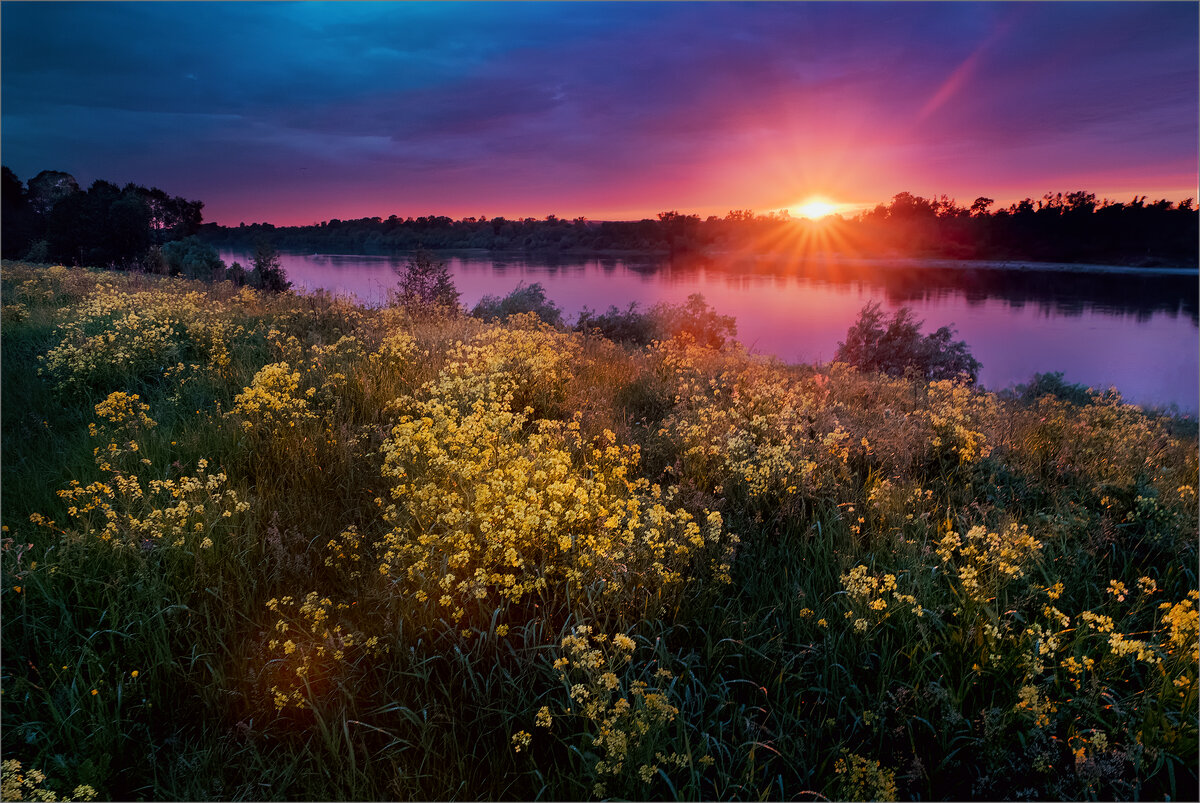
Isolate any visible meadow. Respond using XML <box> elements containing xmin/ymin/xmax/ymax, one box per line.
<box><xmin>1</xmin><ymin>262</ymin><xmax>1196</xmax><ymax>801</ymax></box>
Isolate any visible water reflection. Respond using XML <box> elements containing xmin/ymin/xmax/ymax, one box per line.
<box><xmin>221</xmin><ymin>250</ymin><xmax>1198</xmax><ymax>411</ymax></box>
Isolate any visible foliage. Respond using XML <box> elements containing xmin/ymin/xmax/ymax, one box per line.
<box><xmin>575</xmin><ymin>293</ymin><xmax>737</xmax><ymax>348</ymax></box>
<box><xmin>1</xmin><ymin>261</ymin><xmax>1196</xmax><ymax>802</ymax></box>
<box><xmin>836</xmin><ymin>301</ymin><xmax>981</xmax><ymax>382</ymax></box>
<box><xmin>471</xmin><ymin>282</ymin><xmax>562</xmax><ymax>326</ymax></box>
<box><xmin>161</xmin><ymin>235</ymin><xmax>226</xmax><ymax>281</ymax></box>
<box><xmin>1009</xmin><ymin>370</ymin><xmax>1095</xmax><ymax>406</ymax></box>
<box><xmin>249</xmin><ymin>241</ymin><xmax>291</xmax><ymax>293</ymax></box>
<box><xmin>389</xmin><ymin>249</ymin><xmax>461</xmax><ymax>314</ymax></box>
<box><xmin>2</xmin><ymin>166</ymin><xmax>203</xmax><ymax>266</ymax></box>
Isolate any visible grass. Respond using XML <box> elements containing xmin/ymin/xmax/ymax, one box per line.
<box><xmin>1</xmin><ymin>260</ymin><xmax>1196</xmax><ymax>801</ymax></box>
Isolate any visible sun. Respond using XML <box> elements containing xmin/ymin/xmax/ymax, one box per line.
<box><xmin>793</xmin><ymin>198</ymin><xmax>838</xmax><ymax>220</ymax></box>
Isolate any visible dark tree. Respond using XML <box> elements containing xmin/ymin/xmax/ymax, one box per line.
<box><xmin>836</xmin><ymin>301</ymin><xmax>980</xmax><ymax>383</ymax></box>
<box><xmin>26</xmin><ymin>170</ymin><xmax>79</xmax><ymax>217</ymax></box>
<box><xmin>1</xmin><ymin>166</ymin><xmax>40</xmax><ymax>258</ymax></box>
<box><xmin>472</xmin><ymin>282</ymin><xmax>562</xmax><ymax>325</ymax></box>
<box><xmin>46</xmin><ymin>180</ymin><xmax>152</xmax><ymax>267</ymax></box>
<box><xmin>390</xmin><ymin>249</ymin><xmax>460</xmax><ymax>313</ymax></box>
<box><xmin>250</xmin><ymin>240</ymin><xmax>291</xmax><ymax>292</ymax></box>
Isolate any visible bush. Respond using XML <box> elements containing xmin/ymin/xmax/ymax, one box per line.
<box><xmin>23</xmin><ymin>240</ymin><xmax>49</xmax><ymax>263</ymax></box>
<box><xmin>249</xmin><ymin>241</ymin><xmax>290</xmax><ymax>293</ymax></box>
<box><xmin>471</xmin><ymin>282</ymin><xmax>562</xmax><ymax>326</ymax></box>
<box><xmin>1010</xmin><ymin>371</ymin><xmax>1094</xmax><ymax>406</ymax></box>
<box><xmin>389</xmin><ymin>249</ymin><xmax>460</xmax><ymax>314</ymax></box>
<box><xmin>161</xmin><ymin>236</ymin><xmax>225</xmax><ymax>281</ymax></box>
<box><xmin>836</xmin><ymin>301</ymin><xmax>980</xmax><ymax>382</ymax></box>
<box><xmin>575</xmin><ymin>293</ymin><xmax>736</xmax><ymax>348</ymax></box>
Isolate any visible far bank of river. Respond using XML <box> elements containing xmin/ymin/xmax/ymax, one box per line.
<box><xmin>220</xmin><ymin>249</ymin><xmax>1199</xmax><ymax>413</ymax></box>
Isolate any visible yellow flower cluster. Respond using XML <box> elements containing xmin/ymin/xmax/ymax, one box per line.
<box><xmin>839</xmin><ymin>565</ymin><xmax>924</xmax><ymax>629</ymax></box>
<box><xmin>1158</xmin><ymin>590</ymin><xmax>1199</xmax><ymax>662</ymax></box>
<box><xmin>372</xmin><ymin>322</ymin><xmax>733</xmax><ymax>627</ymax></box>
<box><xmin>231</xmin><ymin>362</ymin><xmax>316</xmax><ymax>431</ymax></box>
<box><xmin>378</xmin><ymin>399</ymin><xmax>727</xmax><ymax>625</ymax></box>
<box><xmin>1014</xmin><ymin>684</ymin><xmax>1058</xmax><ymax>729</ymax></box>
<box><xmin>36</xmin><ymin>282</ymin><xmax>257</xmax><ymax>395</ymax></box>
<box><xmin>541</xmin><ymin>624</ymin><xmax>693</xmax><ymax>797</ymax></box>
<box><xmin>9</xmin><ymin>264</ymin><xmax>94</xmax><ymax>306</ymax></box>
<box><xmin>57</xmin><ymin>456</ymin><xmax>247</xmax><ymax>551</ymax></box>
<box><xmin>934</xmin><ymin>522</ymin><xmax>1043</xmax><ymax>604</ymax></box>
<box><xmin>264</xmin><ymin>593</ymin><xmax>387</xmax><ymax>709</ymax></box>
<box><xmin>925</xmin><ymin>380</ymin><xmax>998</xmax><ymax>464</ymax></box>
<box><xmin>93</xmin><ymin>391</ymin><xmax>157</xmax><ymax>431</ymax></box>
<box><xmin>423</xmin><ymin>318</ymin><xmax>578</xmax><ymax>415</ymax></box>
<box><xmin>0</xmin><ymin>759</ymin><xmax>98</xmax><ymax>802</ymax></box>
<box><xmin>831</xmin><ymin>753</ymin><xmax>898</xmax><ymax>802</ymax></box>
<box><xmin>656</xmin><ymin>358</ymin><xmax>851</xmax><ymax>504</ymax></box>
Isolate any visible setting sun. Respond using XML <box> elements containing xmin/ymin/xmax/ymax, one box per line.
<box><xmin>793</xmin><ymin>198</ymin><xmax>837</xmax><ymax>219</ymax></box>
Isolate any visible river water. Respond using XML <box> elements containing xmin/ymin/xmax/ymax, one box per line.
<box><xmin>219</xmin><ymin>250</ymin><xmax>1199</xmax><ymax>413</ymax></box>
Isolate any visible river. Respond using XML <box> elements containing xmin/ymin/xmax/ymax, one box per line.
<box><xmin>218</xmin><ymin>249</ymin><xmax>1199</xmax><ymax>413</ymax></box>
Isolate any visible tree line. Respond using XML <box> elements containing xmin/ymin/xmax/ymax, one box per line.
<box><xmin>199</xmin><ymin>191</ymin><xmax>1198</xmax><ymax>268</ymax></box>
<box><xmin>2</xmin><ymin>166</ymin><xmax>290</xmax><ymax>291</ymax></box>
<box><xmin>5</xmin><ymin>164</ymin><xmax>1196</xmax><ymax>270</ymax></box>
<box><xmin>2</xmin><ymin>167</ymin><xmax>203</xmax><ymax>268</ymax></box>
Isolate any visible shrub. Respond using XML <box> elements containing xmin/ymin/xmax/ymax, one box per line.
<box><xmin>1010</xmin><ymin>371</ymin><xmax>1093</xmax><ymax>406</ymax></box>
<box><xmin>836</xmin><ymin>301</ymin><xmax>980</xmax><ymax>382</ymax></box>
<box><xmin>161</xmin><ymin>236</ymin><xmax>225</xmax><ymax>281</ymax></box>
<box><xmin>249</xmin><ymin>241</ymin><xmax>291</xmax><ymax>293</ymax></box>
<box><xmin>390</xmin><ymin>249</ymin><xmax>460</xmax><ymax>314</ymax></box>
<box><xmin>472</xmin><ymin>282</ymin><xmax>562</xmax><ymax>326</ymax></box>
<box><xmin>575</xmin><ymin>293</ymin><xmax>736</xmax><ymax>348</ymax></box>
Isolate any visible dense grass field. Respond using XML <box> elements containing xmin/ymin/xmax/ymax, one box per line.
<box><xmin>1</xmin><ymin>262</ymin><xmax>1196</xmax><ymax>801</ymax></box>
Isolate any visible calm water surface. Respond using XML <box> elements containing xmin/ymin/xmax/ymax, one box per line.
<box><xmin>220</xmin><ymin>250</ymin><xmax>1199</xmax><ymax>412</ymax></box>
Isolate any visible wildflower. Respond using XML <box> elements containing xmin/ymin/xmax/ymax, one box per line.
<box><xmin>131</xmin><ymin>670</ymin><xmax>139</xmax><ymax>678</ymax></box>
<box><xmin>512</xmin><ymin>730</ymin><xmax>532</xmax><ymax>753</ymax></box>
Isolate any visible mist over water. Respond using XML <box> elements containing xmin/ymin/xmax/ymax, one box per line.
<box><xmin>222</xmin><ymin>250</ymin><xmax>1199</xmax><ymax>412</ymax></box>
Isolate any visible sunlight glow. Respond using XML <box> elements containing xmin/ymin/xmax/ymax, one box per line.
<box><xmin>793</xmin><ymin>198</ymin><xmax>837</xmax><ymax>220</ymax></box>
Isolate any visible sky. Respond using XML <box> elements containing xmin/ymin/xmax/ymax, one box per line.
<box><xmin>2</xmin><ymin>2</ymin><xmax>1197</xmax><ymax>226</ymax></box>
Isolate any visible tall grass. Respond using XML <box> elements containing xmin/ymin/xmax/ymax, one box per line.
<box><xmin>2</xmin><ymin>261</ymin><xmax>1196</xmax><ymax>801</ymax></box>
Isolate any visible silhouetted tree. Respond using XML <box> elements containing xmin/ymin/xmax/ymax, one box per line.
<box><xmin>836</xmin><ymin>302</ymin><xmax>980</xmax><ymax>383</ymax></box>
<box><xmin>970</xmin><ymin>197</ymin><xmax>995</xmax><ymax>217</ymax></box>
<box><xmin>250</xmin><ymin>240</ymin><xmax>290</xmax><ymax>292</ymax></box>
<box><xmin>26</xmin><ymin>170</ymin><xmax>79</xmax><ymax>217</ymax></box>
<box><xmin>390</xmin><ymin>249</ymin><xmax>459</xmax><ymax>314</ymax></box>
<box><xmin>1</xmin><ymin>166</ymin><xmax>39</xmax><ymax>258</ymax></box>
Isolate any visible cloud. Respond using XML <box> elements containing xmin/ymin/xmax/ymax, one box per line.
<box><xmin>3</xmin><ymin>2</ymin><xmax>1195</xmax><ymax>224</ymax></box>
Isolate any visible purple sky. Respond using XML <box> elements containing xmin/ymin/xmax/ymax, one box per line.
<box><xmin>2</xmin><ymin>2</ymin><xmax>1196</xmax><ymax>225</ymax></box>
